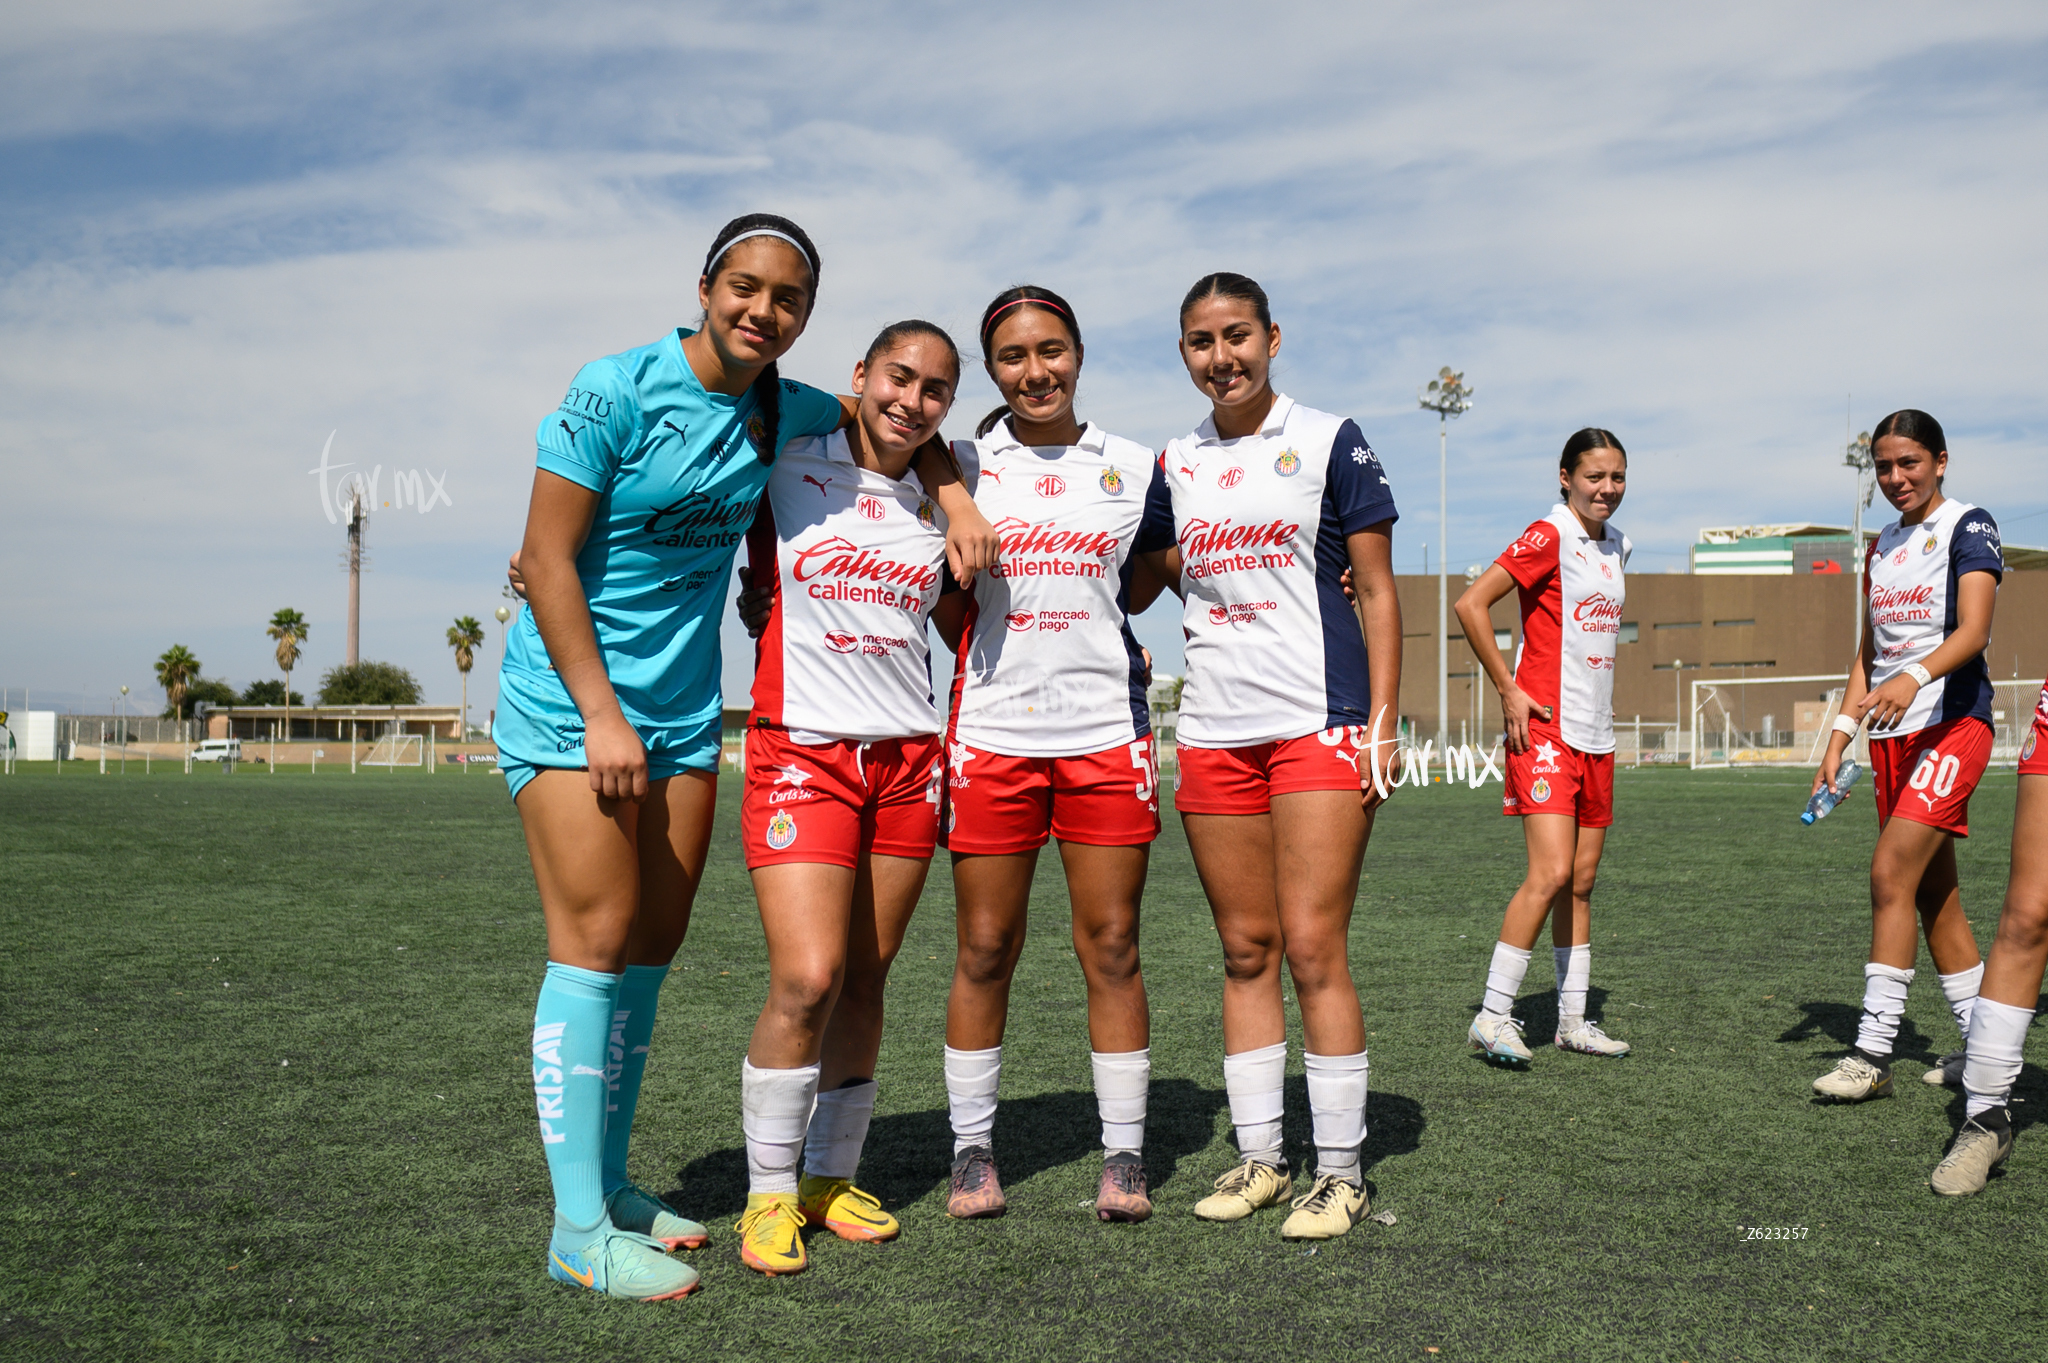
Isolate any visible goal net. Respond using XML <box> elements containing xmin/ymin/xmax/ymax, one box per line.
<box><xmin>1691</xmin><ymin>675</ymin><xmax>2043</xmax><ymax>769</ymax></box>
<box><xmin>364</xmin><ymin>734</ymin><xmax>424</xmax><ymax>767</ymax></box>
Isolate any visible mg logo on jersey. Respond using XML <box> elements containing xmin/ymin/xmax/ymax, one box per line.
<box><xmin>1218</xmin><ymin>466</ymin><xmax>1245</xmax><ymax>489</ymax></box>
<box><xmin>825</xmin><ymin>631</ymin><xmax>859</xmax><ymax>653</ymax></box>
<box><xmin>1034</xmin><ymin>474</ymin><xmax>1066</xmax><ymax>499</ymax></box>
<box><xmin>1005</xmin><ymin>610</ymin><xmax>1034</xmax><ymax>632</ymax></box>
<box><xmin>857</xmin><ymin>494</ymin><xmax>887</xmax><ymax>521</ymax></box>
<box><xmin>1892</xmin><ymin>548</ymin><xmax>1908</xmax><ymax>565</ymax></box>
<box><xmin>1599</xmin><ymin>561</ymin><xmax>1614</xmax><ymax>580</ymax></box>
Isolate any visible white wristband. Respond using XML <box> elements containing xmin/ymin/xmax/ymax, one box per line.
<box><xmin>1902</xmin><ymin>663</ymin><xmax>1933</xmax><ymax>688</ymax></box>
<box><xmin>1832</xmin><ymin>714</ymin><xmax>1861</xmax><ymax>738</ymax></box>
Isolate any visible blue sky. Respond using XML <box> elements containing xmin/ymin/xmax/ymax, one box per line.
<box><xmin>4</xmin><ymin>1</ymin><xmax>2045</xmax><ymax>717</ymax></box>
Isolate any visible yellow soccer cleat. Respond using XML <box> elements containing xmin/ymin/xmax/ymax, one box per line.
<box><xmin>1193</xmin><ymin>1158</ymin><xmax>1293</xmax><ymax>1222</ymax></box>
<box><xmin>1280</xmin><ymin>1173</ymin><xmax>1370</xmax><ymax>1240</ymax></box>
<box><xmin>797</xmin><ymin>1175</ymin><xmax>900</xmax><ymax>1243</ymax></box>
<box><xmin>735</xmin><ymin>1192</ymin><xmax>808</xmax><ymax>1276</ymax></box>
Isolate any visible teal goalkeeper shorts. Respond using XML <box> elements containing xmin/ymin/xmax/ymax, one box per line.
<box><xmin>494</xmin><ymin>705</ymin><xmax>723</xmax><ymax>802</ymax></box>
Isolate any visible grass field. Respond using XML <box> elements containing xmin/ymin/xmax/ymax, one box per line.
<box><xmin>3</xmin><ymin>763</ymin><xmax>2044</xmax><ymax>1361</ymax></box>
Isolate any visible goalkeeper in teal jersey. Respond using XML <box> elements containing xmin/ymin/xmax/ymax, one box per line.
<box><xmin>501</xmin><ymin>214</ymin><xmax>995</xmax><ymax>1301</ymax></box>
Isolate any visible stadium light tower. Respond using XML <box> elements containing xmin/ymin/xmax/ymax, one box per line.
<box><xmin>343</xmin><ymin>485</ymin><xmax>369</xmax><ymax>667</ymax></box>
<box><xmin>1844</xmin><ymin>429</ymin><xmax>1875</xmax><ymax>658</ymax></box>
<box><xmin>1418</xmin><ymin>367</ymin><xmax>1474</xmax><ymax>752</ymax></box>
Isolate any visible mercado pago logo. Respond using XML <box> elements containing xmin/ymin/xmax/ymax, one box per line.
<box><xmin>308</xmin><ymin>430</ymin><xmax>453</xmax><ymax>520</ymax></box>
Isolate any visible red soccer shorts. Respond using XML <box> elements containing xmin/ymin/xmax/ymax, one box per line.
<box><xmin>943</xmin><ymin>738</ymin><xmax>1161</xmax><ymax>855</ymax></box>
<box><xmin>741</xmin><ymin>728</ymin><xmax>943</xmax><ymax>869</ymax></box>
<box><xmin>1871</xmin><ymin>716</ymin><xmax>1993</xmax><ymax>836</ymax></box>
<box><xmin>2020</xmin><ymin>700</ymin><xmax>2048</xmax><ymax>778</ymax></box>
<box><xmin>1173</xmin><ymin>728</ymin><xmax>1370</xmax><ymax>816</ymax></box>
<box><xmin>1502</xmin><ymin>723</ymin><xmax>1614</xmax><ymax>827</ymax></box>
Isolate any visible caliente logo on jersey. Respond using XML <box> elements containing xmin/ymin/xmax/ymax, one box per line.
<box><xmin>857</xmin><ymin>494</ymin><xmax>887</xmax><ymax>521</ymax></box>
<box><xmin>1034</xmin><ymin>474</ymin><xmax>1066</xmax><ymax>499</ymax></box>
<box><xmin>1098</xmin><ymin>469</ymin><xmax>1125</xmax><ymax>496</ymax></box>
<box><xmin>1571</xmin><ymin>593</ymin><xmax>1624</xmax><ymax>635</ymax></box>
<box><xmin>1273</xmin><ymin>450</ymin><xmax>1301</xmax><ymax>477</ymax></box>
<box><xmin>791</xmin><ymin>537</ymin><xmax>941</xmax><ymax>597</ymax></box>
<box><xmin>765</xmin><ymin>810</ymin><xmax>799</xmax><ymax>850</ymax></box>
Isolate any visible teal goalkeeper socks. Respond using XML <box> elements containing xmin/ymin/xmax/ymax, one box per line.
<box><xmin>533</xmin><ymin>961</ymin><xmax>622</xmax><ymax>1236</ymax></box>
<box><xmin>602</xmin><ymin>963</ymin><xmax>670</xmax><ymax>1195</ymax></box>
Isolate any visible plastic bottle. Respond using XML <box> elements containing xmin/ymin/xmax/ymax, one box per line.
<box><xmin>1801</xmin><ymin>758</ymin><xmax>1862</xmax><ymax>825</ymax></box>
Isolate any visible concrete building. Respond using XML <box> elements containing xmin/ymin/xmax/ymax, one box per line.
<box><xmin>204</xmin><ymin>704</ymin><xmax>462</xmax><ymax>741</ymax></box>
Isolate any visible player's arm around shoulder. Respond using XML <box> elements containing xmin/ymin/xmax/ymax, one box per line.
<box><xmin>1132</xmin><ymin>450</ymin><xmax>1182</xmax><ymax>598</ymax></box>
<box><xmin>911</xmin><ymin>437</ymin><xmax>998</xmax><ymax>587</ymax></box>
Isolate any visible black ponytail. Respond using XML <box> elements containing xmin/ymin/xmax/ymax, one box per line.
<box><xmin>700</xmin><ymin>213</ymin><xmax>822</xmax><ymax>463</ymax></box>
<box><xmin>1560</xmin><ymin>428</ymin><xmax>1626</xmax><ymax>474</ymax></box>
<box><xmin>1179</xmin><ymin>272</ymin><xmax>1271</xmax><ymax>330</ymax></box>
<box><xmin>974</xmin><ymin>406</ymin><xmax>1012</xmax><ymax>439</ymax></box>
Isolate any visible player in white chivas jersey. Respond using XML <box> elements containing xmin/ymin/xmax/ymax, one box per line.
<box><xmin>1131</xmin><ymin>273</ymin><xmax>1403</xmax><ymax>1241</ymax></box>
<box><xmin>1930</xmin><ymin>678</ymin><xmax>2048</xmax><ymax>1193</ymax></box>
<box><xmin>935</xmin><ymin>287</ymin><xmax>1173</xmax><ymax>1225</ymax></box>
<box><xmin>1454</xmin><ymin>430</ymin><xmax>1634</xmax><ymax>1067</ymax></box>
<box><xmin>1810</xmin><ymin>410</ymin><xmax>2002</xmax><ymax>1108</ymax></box>
<box><xmin>731</xmin><ymin>322</ymin><xmax>967</xmax><ymax>1278</ymax></box>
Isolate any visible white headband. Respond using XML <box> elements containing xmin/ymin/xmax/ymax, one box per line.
<box><xmin>705</xmin><ymin>228</ymin><xmax>813</xmax><ymax>279</ymax></box>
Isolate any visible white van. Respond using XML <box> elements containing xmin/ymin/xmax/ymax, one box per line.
<box><xmin>191</xmin><ymin>738</ymin><xmax>243</xmax><ymax>765</ymax></box>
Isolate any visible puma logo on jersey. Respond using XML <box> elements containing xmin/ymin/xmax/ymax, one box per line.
<box><xmin>803</xmin><ymin>475</ymin><xmax>834</xmax><ymax>497</ymax></box>
<box><xmin>662</xmin><ymin>419</ymin><xmax>687</xmax><ymax>439</ymax></box>
<box><xmin>559</xmin><ymin>419</ymin><xmax>583</xmax><ymax>446</ymax></box>
<box><xmin>979</xmin><ymin>468</ymin><xmax>1004</xmax><ymax>484</ymax></box>
<box><xmin>1178</xmin><ymin>463</ymin><xmax>1200</xmax><ymax>478</ymax></box>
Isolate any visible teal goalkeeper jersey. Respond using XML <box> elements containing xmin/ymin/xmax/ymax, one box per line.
<box><xmin>498</xmin><ymin>329</ymin><xmax>844</xmax><ymax>753</ymax></box>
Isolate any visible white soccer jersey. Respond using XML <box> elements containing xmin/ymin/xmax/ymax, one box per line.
<box><xmin>747</xmin><ymin>430</ymin><xmax>952</xmax><ymax>742</ymax></box>
<box><xmin>1495</xmin><ymin>506</ymin><xmax>1632</xmax><ymax>755</ymax></box>
<box><xmin>1136</xmin><ymin>395</ymin><xmax>1399</xmax><ymax>747</ymax></box>
<box><xmin>947</xmin><ymin>422</ymin><xmax>1157</xmax><ymax>757</ymax></box>
<box><xmin>1864</xmin><ymin>498</ymin><xmax>2003</xmax><ymax>738</ymax></box>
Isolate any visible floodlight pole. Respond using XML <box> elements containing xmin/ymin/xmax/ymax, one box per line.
<box><xmin>1418</xmin><ymin>369</ymin><xmax>1473</xmax><ymax>754</ymax></box>
<box><xmin>1844</xmin><ymin>430</ymin><xmax>1875</xmax><ymax>662</ymax></box>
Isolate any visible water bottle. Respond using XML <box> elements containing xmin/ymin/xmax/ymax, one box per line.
<box><xmin>1801</xmin><ymin>758</ymin><xmax>1862</xmax><ymax>825</ymax></box>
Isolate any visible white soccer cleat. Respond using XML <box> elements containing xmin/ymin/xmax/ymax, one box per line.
<box><xmin>1469</xmin><ymin>1011</ymin><xmax>1532</xmax><ymax>1065</ymax></box>
<box><xmin>1813</xmin><ymin>1052</ymin><xmax>1893</xmax><ymax>1102</ymax></box>
<box><xmin>1922</xmin><ymin>1050</ymin><xmax>1965</xmax><ymax>1087</ymax></box>
<box><xmin>1555</xmin><ymin>1019</ymin><xmax>1631</xmax><ymax>1056</ymax></box>
<box><xmin>1930</xmin><ymin>1110</ymin><xmax>2013</xmax><ymax>1196</ymax></box>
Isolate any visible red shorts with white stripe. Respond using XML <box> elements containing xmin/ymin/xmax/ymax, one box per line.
<box><xmin>741</xmin><ymin>728</ymin><xmax>943</xmax><ymax>869</ymax></box>
<box><xmin>1172</xmin><ymin>729</ymin><xmax>1369</xmax><ymax>816</ymax></box>
<box><xmin>1501</xmin><ymin>723</ymin><xmax>1614</xmax><ymax>827</ymax></box>
<box><xmin>2019</xmin><ymin>709</ymin><xmax>2048</xmax><ymax>778</ymax></box>
<box><xmin>1871</xmin><ymin>716</ymin><xmax>1993</xmax><ymax>836</ymax></box>
<box><xmin>943</xmin><ymin>738</ymin><xmax>1161</xmax><ymax>855</ymax></box>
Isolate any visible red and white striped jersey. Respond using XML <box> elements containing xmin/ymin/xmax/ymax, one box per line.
<box><xmin>946</xmin><ymin>422</ymin><xmax>1155</xmax><ymax>757</ymax></box>
<box><xmin>1496</xmin><ymin>505</ymin><xmax>1632</xmax><ymax>755</ymax></box>
<box><xmin>746</xmin><ymin>430</ymin><xmax>951</xmax><ymax>742</ymax></box>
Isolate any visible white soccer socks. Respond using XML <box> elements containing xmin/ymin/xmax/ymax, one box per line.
<box><xmin>1854</xmin><ymin>963</ymin><xmax>1916</xmax><ymax>1058</ymax></box>
<box><xmin>944</xmin><ymin>1045</ymin><xmax>1001</xmax><ymax>1154</ymax></box>
<box><xmin>532</xmin><ymin>962</ymin><xmax>623</xmax><ymax>1235</ymax></box>
<box><xmin>1222</xmin><ymin>1041</ymin><xmax>1288</xmax><ymax>1167</ymax></box>
<box><xmin>1553</xmin><ymin>944</ymin><xmax>1591</xmax><ymax>1028</ymax></box>
<box><xmin>1939</xmin><ymin>962</ymin><xmax>1984</xmax><ymax>1041</ymax></box>
<box><xmin>1481</xmin><ymin>941</ymin><xmax>1533</xmax><ymax>1017</ymax></box>
<box><xmin>1090</xmin><ymin>1049</ymin><xmax>1150</xmax><ymax>1156</ymax></box>
<box><xmin>1962</xmin><ymin>998</ymin><xmax>2034</xmax><ymax>1119</ymax></box>
<box><xmin>1304</xmin><ymin>1050</ymin><xmax>1369</xmax><ymax>1186</ymax></box>
<box><xmin>741</xmin><ymin>1059</ymin><xmax>820</xmax><ymax>1195</ymax></box>
<box><xmin>803</xmin><ymin>1079</ymin><xmax>878</xmax><ymax>1182</ymax></box>
<box><xmin>601</xmin><ymin>962</ymin><xmax>667</xmax><ymax>1196</ymax></box>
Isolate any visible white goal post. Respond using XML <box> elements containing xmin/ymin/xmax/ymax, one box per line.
<box><xmin>363</xmin><ymin>734</ymin><xmax>424</xmax><ymax>767</ymax></box>
<box><xmin>1692</xmin><ymin>675</ymin><xmax>2043</xmax><ymax>770</ymax></box>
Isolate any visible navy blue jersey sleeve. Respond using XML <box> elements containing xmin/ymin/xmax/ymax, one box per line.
<box><xmin>1953</xmin><ymin>509</ymin><xmax>2004</xmax><ymax>583</ymax></box>
<box><xmin>1135</xmin><ymin>454</ymin><xmax>1176</xmax><ymax>553</ymax></box>
<box><xmin>1326</xmin><ymin>420</ymin><xmax>1398</xmax><ymax>534</ymax></box>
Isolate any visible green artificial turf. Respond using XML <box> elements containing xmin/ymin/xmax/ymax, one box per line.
<box><xmin>1</xmin><ymin>762</ymin><xmax>2043</xmax><ymax>1361</ymax></box>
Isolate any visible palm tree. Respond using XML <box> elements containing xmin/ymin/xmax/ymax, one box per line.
<box><xmin>156</xmin><ymin>645</ymin><xmax>201</xmax><ymax>725</ymax></box>
<box><xmin>267</xmin><ymin>608</ymin><xmax>309</xmax><ymax>741</ymax></box>
<box><xmin>447</xmin><ymin>615</ymin><xmax>486</xmax><ymax>739</ymax></box>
